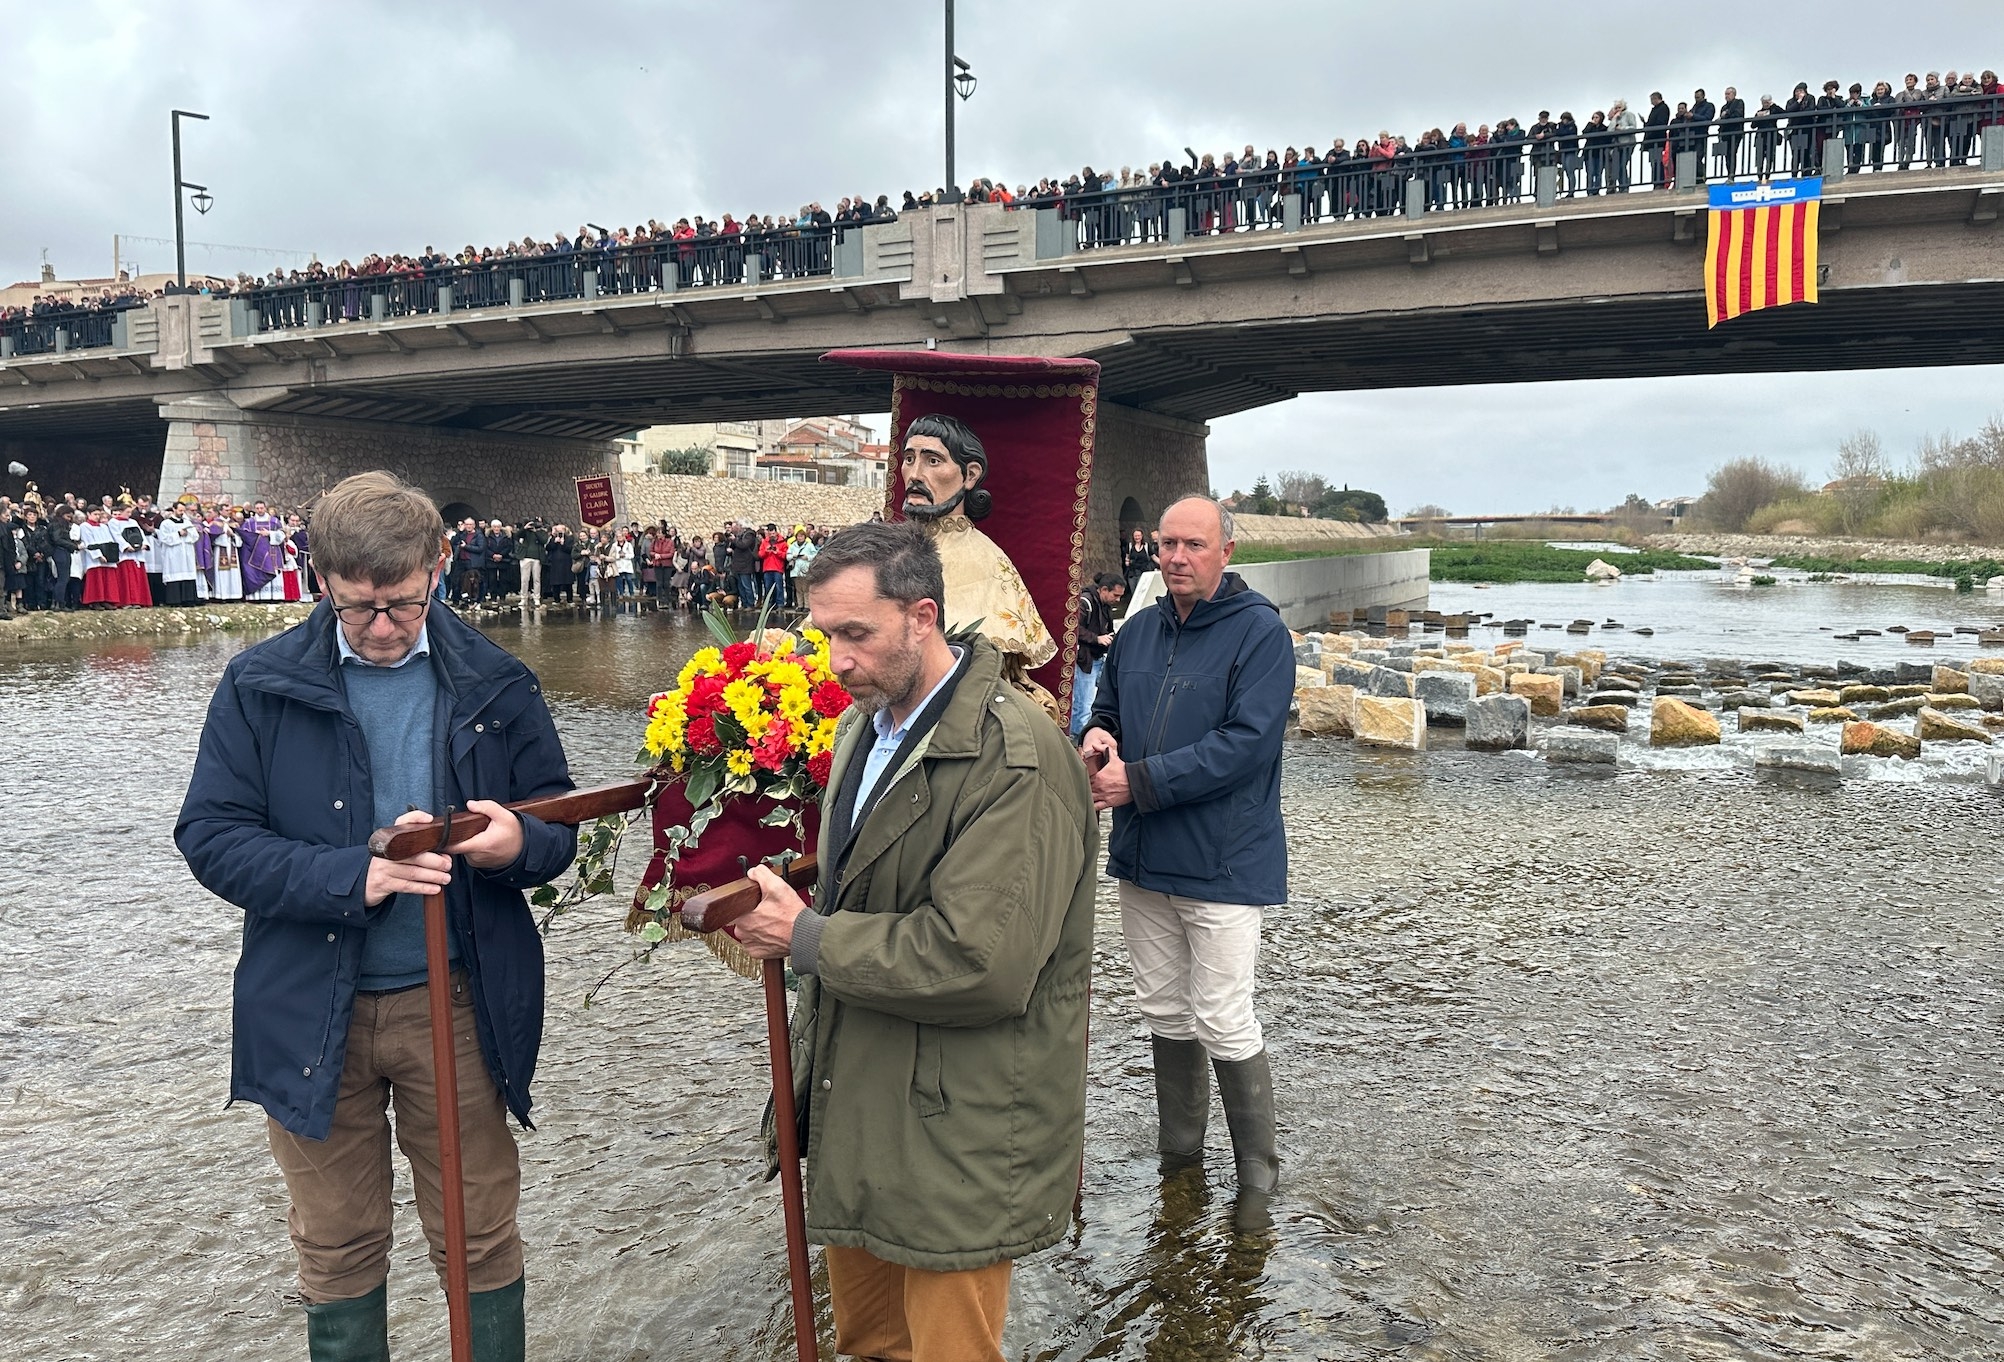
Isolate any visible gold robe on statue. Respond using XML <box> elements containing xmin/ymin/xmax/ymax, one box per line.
<box><xmin>923</xmin><ymin>516</ymin><xmax>1063</xmax><ymax>722</ymax></box>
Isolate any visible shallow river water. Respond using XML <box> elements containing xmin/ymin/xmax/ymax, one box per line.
<box><xmin>3</xmin><ymin>600</ymin><xmax>2001</xmax><ymax>1361</ymax></box>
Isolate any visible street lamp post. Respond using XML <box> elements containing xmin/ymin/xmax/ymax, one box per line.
<box><xmin>943</xmin><ymin>1</ymin><xmax>975</xmax><ymax>202</ymax></box>
<box><xmin>171</xmin><ymin>109</ymin><xmax>211</xmax><ymax>289</ymax></box>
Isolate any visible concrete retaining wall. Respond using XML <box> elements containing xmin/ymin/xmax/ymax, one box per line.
<box><xmin>1123</xmin><ymin>549</ymin><xmax>1430</xmax><ymax>630</ymax></box>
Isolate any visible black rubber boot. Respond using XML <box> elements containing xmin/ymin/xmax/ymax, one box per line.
<box><xmin>1213</xmin><ymin>1050</ymin><xmax>1280</xmax><ymax>1233</ymax></box>
<box><xmin>1152</xmin><ymin>1034</ymin><xmax>1211</xmax><ymax>1170</ymax></box>
<box><xmin>304</xmin><ymin>1283</ymin><xmax>389</xmax><ymax>1362</ymax></box>
<box><xmin>469</xmin><ymin>1276</ymin><xmax>526</xmax><ymax>1362</ymax></box>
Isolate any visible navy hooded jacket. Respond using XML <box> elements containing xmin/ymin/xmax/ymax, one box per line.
<box><xmin>1087</xmin><ymin>571</ymin><xmax>1292</xmax><ymax>906</ymax></box>
<box><xmin>175</xmin><ymin>601</ymin><xmax>576</xmax><ymax>1140</ymax></box>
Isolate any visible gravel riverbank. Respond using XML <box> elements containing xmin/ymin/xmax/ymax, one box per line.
<box><xmin>0</xmin><ymin>602</ymin><xmax>314</xmax><ymax>645</ymax></box>
<box><xmin>1649</xmin><ymin>531</ymin><xmax>2004</xmax><ymax>564</ymax></box>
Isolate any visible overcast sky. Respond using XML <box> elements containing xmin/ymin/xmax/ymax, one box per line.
<box><xmin>4</xmin><ymin>1</ymin><xmax>1997</xmax><ymax>513</ymax></box>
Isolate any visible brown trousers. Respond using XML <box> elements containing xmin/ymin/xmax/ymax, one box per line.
<box><xmin>824</xmin><ymin>1246</ymin><xmax>1012</xmax><ymax>1362</ymax></box>
<box><xmin>266</xmin><ymin>973</ymin><xmax>523</xmax><ymax>1303</ymax></box>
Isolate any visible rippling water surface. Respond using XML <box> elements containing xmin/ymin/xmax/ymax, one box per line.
<box><xmin>3</xmin><ymin>605</ymin><xmax>2000</xmax><ymax>1360</ymax></box>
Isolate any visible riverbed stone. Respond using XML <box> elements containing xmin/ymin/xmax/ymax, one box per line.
<box><xmin>1786</xmin><ymin>688</ymin><xmax>1843</xmax><ymax>708</ymax></box>
<box><xmin>1536</xmin><ymin>665</ymin><xmax>1584</xmax><ymax>697</ymax></box>
<box><xmin>1969</xmin><ymin>672</ymin><xmax>2004</xmax><ymax>710</ymax></box>
<box><xmin>1326</xmin><ymin>662</ymin><xmax>1378</xmax><ymax>690</ymax></box>
<box><xmin>1297</xmin><ymin>685</ymin><xmax>1357</xmax><ymax>738</ymax></box>
<box><xmin>1807</xmin><ymin>706</ymin><xmax>1859</xmax><ymax>724</ymax></box>
<box><xmin>1465</xmin><ymin>694</ymin><xmax>1531</xmax><ymax>750</ymax></box>
<box><xmin>1894</xmin><ymin>662</ymin><xmax>1934</xmax><ymax>685</ymax></box>
<box><xmin>1295</xmin><ymin>666</ymin><xmax>1327</xmax><ymax>691</ymax></box>
<box><xmin>1716</xmin><ymin>689</ymin><xmax>1768</xmax><ymax>709</ymax></box>
<box><xmin>1968</xmin><ymin>657</ymin><xmax>2004</xmax><ymax>675</ymax></box>
<box><xmin>1354</xmin><ymin>695</ymin><xmax>1426</xmax><ymax>749</ymax></box>
<box><xmin>1841</xmin><ymin>721</ymin><xmax>1922</xmax><ymax>758</ymax></box>
<box><xmin>1541</xmin><ymin>728</ymin><xmax>1620</xmax><ymax>764</ymax></box>
<box><xmin>1466</xmin><ymin>664</ymin><xmax>1506</xmax><ymax>696</ymax></box>
<box><xmin>1867</xmin><ymin>696</ymin><xmax>1929</xmax><ymax>719</ymax></box>
<box><xmin>1755</xmin><ymin>744</ymin><xmax>1843</xmax><ymax>776</ymax></box>
<box><xmin>1415</xmin><ymin>670</ymin><xmax>1478</xmax><ymax>726</ymax></box>
<box><xmin>1381</xmin><ymin>656</ymin><xmax>1415</xmax><ymax>673</ymax></box>
<box><xmin>1917</xmin><ymin>707</ymin><xmax>1992</xmax><ymax>743</ymax></box>
<box><xmin>1931</xmin><ymin>666</ymin><xmax>1969</xmax><ymax>694</ymax></box>
<box><xmin>1566</xmin><ymin>704</ymin><xmax>1632</xmax><ymax>732</ymax></box>
<box><xmin>1509</xmin><ymin>673</ymin><xmax>1564</xmax><ymax>716</ymax></box>
<box><xmin>1552</xmin><ymin>652</ymin><xmax>1602</xmax><ymax>685</ymax></box>
<box><xmin>1596</xmin><ymin>673</ymin><xmax>1642</xmax><ymax>692</ymax></box>
<box><xmin>1837</xmin><ymin>684</ymin><xmax>1892</xmax><ymax>705</ymax></box>
<box><xmin>1585</xmin><ymin>689</ymin><xmax>1640</xmax><ymax>708</ymax></box>
<box><xmin>1368</xmin><ymin>667</ymin><xmax>1416</xmax><ymax>699</ymax></box>
<box><xmin>1352</xmin><ymin>649</ymin><xmax>1391</xmax><ymax>665</ymax></box>
<box><xmin>1926</xmin><ymin>693</ymin><xmax>1981</xmax><ymax>711</ymax></box>
<box><xmin>1650</xmin><ymin>697</ymin><xmax>1722</xmax><ymax>747</ymax></box>
<box><xmin>1739</xmin><ymin>708</ymin><xmax>1807</xmax><ymax>734</ymax></box>
<box><xmin>1294</xmin><ymin>642</ymin><xmax>1322</xmax><ymax>667</ymax></box>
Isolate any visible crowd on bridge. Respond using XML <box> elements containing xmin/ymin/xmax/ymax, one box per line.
<box><xmin>0</xmin><ymin>480</ymin><xmax>851</xmax><ymax>621</ymax></box>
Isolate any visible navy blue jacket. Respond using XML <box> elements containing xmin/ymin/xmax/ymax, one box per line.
<box><xmin>1087</xmin><ymin>572</ymin><xmax>1292</xmax><ymax>906</ymax></box>
<box><xmin>175</xmin><ymin>601</ymin><xmax>576</xmax><ymax>1140</ymax></box>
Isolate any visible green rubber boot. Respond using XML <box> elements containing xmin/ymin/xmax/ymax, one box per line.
<box><xmin>469</xmin><ymin>1276</ymin><xmax>526</xmax><ymax>1362</ymax></box>
<box><xmin>1213</xmin><ymin>1050</ymin><xmax>1280</xmax><ymax>1233</ymax></box>
<box><xmin>1152</xmin><ymin>1034</ymin><xmax>1210</xmax><ymax>1170</ymax></box>
<box><xmin>304</xmin><ymin>1283</ymin><xmax>389</xmax><ymax>1362</ymax></box>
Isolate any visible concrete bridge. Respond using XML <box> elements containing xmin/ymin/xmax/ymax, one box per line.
<box><xmin>2</xmin><ymin>158</ymin><xmax>1998</xmax><ymax>568</ymax></box>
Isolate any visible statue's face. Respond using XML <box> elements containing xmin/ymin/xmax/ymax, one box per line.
<box><xmin>900</xmin><ymin>435</ymin><xmax>979</xmax><ymax>520</ymax></box>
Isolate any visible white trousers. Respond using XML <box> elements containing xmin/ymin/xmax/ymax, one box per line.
<box><xmin>1118</xmin><ymin>881</ymin><xmax>1265</xmax><ymax>1061</ymax></box>
<box><xmin>518</xmin><ymin>558</ymin><xmax>541</xmax><ymax>600</ymax></box>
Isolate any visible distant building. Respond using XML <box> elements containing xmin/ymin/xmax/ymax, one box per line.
<box><xmin>1654</xmin><ymin>495</ymin><xmax>1699</xmax><ymax>519</ymax></box>
<box><xmin>618</xmin><ymin>415</ymin><xmax>888</xmax><ymax>486</ymax></box>
<box><xmin>1</xmin><ymin>263</ymin><xmax>226</xmax><ymax>312</ymax></box>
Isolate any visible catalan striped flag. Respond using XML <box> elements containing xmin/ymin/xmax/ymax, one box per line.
<box><xmin>1705</xmin><ymin>177</ymin><xmax>1822</xmax><ymax>328</ymax></box>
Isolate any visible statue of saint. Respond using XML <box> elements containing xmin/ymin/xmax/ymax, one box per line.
<box><xmin>899</xmin><ymin>414</ymin><xmax>1060</xmax><ymax>711</ymax></box>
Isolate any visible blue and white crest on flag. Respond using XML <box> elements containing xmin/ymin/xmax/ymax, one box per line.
<box><xmin>1708</xmin><ymin>177</ymin><xmax>1824</xmax><ymax>210</ymax></box>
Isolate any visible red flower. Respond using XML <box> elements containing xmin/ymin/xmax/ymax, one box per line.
<box><xmin>685</xmin><ymin>716</ymin><xmax>721</xmax><ymax>754</ymax></box>
<box><xmin>752</xmin><ymin>718</ymin><xmax>794</xmax><ymax>772</ymax></box>
<box><xmin>721</xmin><ymin>641</ymin><xmax>757</xmax><ymax>673</ymax></box>
<box><xmin>810</xmin><ymin>681</ymin><xmax>852</xmax><ymax>719</ymax></box>
<box><xmin>685</xmin><ymin>674</ymin><xmax>728</xmax><ymax>717</ymax></box>
<box><xmin>807</xmin><ymin>750</ymin><xmax>834</xmax><ymax>787</ymax></box>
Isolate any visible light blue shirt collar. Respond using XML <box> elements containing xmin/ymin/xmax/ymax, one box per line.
<box><xmin>336</xmin><ymin>620</ymin><xmax>432</xmax><ymax>669</ymax></box>
<box><xmin>856</xmin><ymin>646</ymin><xmax>964</xmax><ymax>808</ymax></box>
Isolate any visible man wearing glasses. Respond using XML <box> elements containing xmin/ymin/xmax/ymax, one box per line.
<box><xmin>177</xmin><ymin>471</ymin><xmax>575</xmax><ymax>1361</ymax></box>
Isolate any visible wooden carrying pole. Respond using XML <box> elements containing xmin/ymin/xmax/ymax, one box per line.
<box><xmin>682</xmin><ymin>858</ymin><xmax>822</xmax><ymax>1362</ymax></box>
<box><xmin>371</xmin><ymin>780</ymin><xmax>651</xmax><ymax>1362</ymax></box>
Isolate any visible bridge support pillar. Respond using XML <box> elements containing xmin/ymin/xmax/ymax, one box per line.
<box><xmin>1986</xmin><ymin>126</ymin><xmax>2004</xmax><ymax>172</ymax></box>
<box><xmin>1083</xmin><ymin>402</ymin><xmax>1209</xmax><ymax>578</ymax></box>
<box><xmin>156</xmin><ymin>395</ymin><xmax>619</xmax><ymax>522</ymax></box>
<box><xmin>1821</xmin><ymin>137</ymin><xmax>1848</xmax><ymax>184</ymax></box>
<box><xmin>1675</xmin><ymin>151</ymin><xmax>1697</xmax><ymax>191</ymax></box>
<box><xmin>1535</xmin><ymin>166</ymin><xmax>1557</xmax><ymax>207</ymax></box>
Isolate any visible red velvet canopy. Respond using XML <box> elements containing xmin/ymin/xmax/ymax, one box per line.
<box><xmin>819</xmin><ymin>349</ymin><xmax>1100</xmax><ymax>708</ymax></box>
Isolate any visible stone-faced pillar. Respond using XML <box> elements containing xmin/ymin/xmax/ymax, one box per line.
<box><xmin>1084</xmin><ymin>402</ymin><xmax>1210</xmax><ymax>579</ymax></box>
<box><xmin>158</xmin><ymin>395</ymin><xmax>261</xmax><ymax>505</ymax></box>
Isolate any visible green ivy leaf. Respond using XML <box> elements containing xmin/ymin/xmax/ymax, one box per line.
<box><xmin>758</xmin><ymin>804</ymin><xmax>793</xmax><ymax>827</ymax></box>
<box><xmin>685</xmin><ymin>767</ymin><xmax>720</xmax><ymax>813</ymax></box>
<box><xmin>639</xmin><ymin>921</ymin><xmax>668</xmax><ymax>943</ymax></box>
<box><xmin>529</xmin><ymin>885</ymin><xmax>559</xmax><ymax>908</ymax></box>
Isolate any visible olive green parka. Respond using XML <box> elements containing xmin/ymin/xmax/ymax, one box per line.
<box><xmin>780</xmin><ymin>636</ymin><xmax>1098</xmax><ymax>1272</ymax></box>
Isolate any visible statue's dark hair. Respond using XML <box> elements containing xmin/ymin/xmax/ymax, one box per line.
<box><xmin>903</xmin><ymin>413</ymin><xmax>993</xmax><ymax>521</ymax></box>
<box><xmin>804</xmin><ymin>519</ymin><xmax>946</xmax><ymax>619</ymax></box>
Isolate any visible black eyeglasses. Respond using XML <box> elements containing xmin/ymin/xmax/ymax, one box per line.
<box><xmin>331</xmin><ymin>597</ymin><xmax>431</xmax><ymax>627</ymax></box>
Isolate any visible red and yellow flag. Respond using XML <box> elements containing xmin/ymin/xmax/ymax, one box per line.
<box><xmin>1704</xmin><ymin>178</ymin><xmax>1822</xmax><ymax>329</ymax></box>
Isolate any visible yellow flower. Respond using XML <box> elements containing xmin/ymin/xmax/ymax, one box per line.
<box><xmin>725</xmin><ymin>750</ymin><xmax>754</xmax><ymax>777</ymax></box>
<box><xmin>678</xmin><ymin>648</ymin><xmax>724</xmax><ymax>688</ymax></box>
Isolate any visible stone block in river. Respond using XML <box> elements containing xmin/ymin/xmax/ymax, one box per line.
<box><xmin>1354</xmin><ymin>695</ymin><xmax>1426</xmax><ymax>749</ymax></box>
<box><xmin>1657</xmin><ymin>683</ymin><xmax>1704</xmax><ymax>699</ymax></box>
<box><xmin>1927</xmin><ymin>693</ymin><xmax>1981</xmax><ymax>711</ymax></box>
<box><xmin>1968</xmin><ymin>657</ymin><xmax>2004</xmax><ymax>675</ymax></box>
<box><xmin>1807</xmin><ymin>706</ymin><xmax>1859</xmax><ymax>723</ymax></box>
<box><xmin>1541</xmin><ymin>728</ymin><xmax>1619</xmax><ymax>764</ymax></box>
<box><xmin>1321</xmin><ymin>634</ymin><xmax>1359</xmax><ymax>655</ymax></box>
<box><xmin>1415</xmin><ymin>670</ymin><xmax>1478</xmax><ymax>725</ymax></box>
<box><xmin>1327</xmin><ymin>662</ymin><xmax>1378</xmax><ymax>690</ymax></box>
<box><xmin>1536</xmin><ymin>665</ymin><xmax>1584</xmax><ymax>697</ymax></box>
<box><xmin>1596</xmin><ymin>673</ymin><xmax>1643</xmax><ymax>692</ymax></box>
<box><xmin>1969</xmin><ymin>672</ymin><xmax>2004</xmax><ymax>711</ymax></box>
<box><xmin>1353</xmin><ymin>649</ymin><xmax>1391</xmax><ymax>665</ymax></box>
<box><xmin>1894</xmin><ymin>662</ymin><xmax>1935</xmax><ymax>685</ymax></box>
<box><xmin>1917</xmin><ymin>707</ymin><xmax>1993</xmax><ymax>743</ymax></box>
<box><xmin>1467</xmin><ymin>664</ymin><xmax>1506</xmax><ymax>696</ymax></box>
<box><xmin>1739</xmin><ymin>708</ymin><xmax>1807</xmax><ymax>734</ymax></box>
<box><xmin>1295</xmin><ymin>665</ymin><xmax>1327</xmax><ymax>690</ymax></box>
<box><xmin>1755</xmin><ymin>744</ymin><xmax>1843</xmax><ymax>776</ymax></box>
<box><xmin>1932</xmin><ymin>666</ymin><xmax>1970</xmax><ymax>694</ymax></box>
<box><xmin>1860</xmin><ymin>667</ymin><xmax>1897</xmax><ymax>687</ymax></box>
<box><xmin>1867</xmin><ymin>696</ymin><xmax>1929</xmax><ymax>719</ymax></box>
<box><xmin>1650</xmin><ymin>697</ymin><xmax>1722</xmax><ymax>747</ymax></box>
<box><xmin>1509</xmin><ymin>673</ymin><xmax>1564</xmax><ymax>716</ymax></box>
<box><xmin>1382</xmin><ymin>656</ymin><xmax>1415</xmax><ymax>673</ymax></box>
<box><xmin>1888</xmin><ymin>684</ymin><xmax>1931</xmax><ymax>699</ymax></box>
<box><xmin>1551</xmin><ymin>651</ymin><xmax>1602</xmax><ymax>685</ymax></box>
<box><xmin>1566</xmin><ymin>704</ymin><xmax>1632</xmax><ymax>732</ymax></box>
<box><xmin>1840</xmin><ymin>721</ymin><xmax>1922</xmax><ymax>758</ymax></box>
<box><xmin>1716</xmin><ymin>689</ymin><xmax>1768</xmax><ymax>709</ymax></box>
<box><xmin>1293</xmin><ymin>642</ymin><xmax>1322</xmax><ymax>667</ymax></box>
<box><xmin>1838</xmin><ymin>684</ymin><xmax>1892</xmax><ymax>705</ymax></box>
<box><xmin>1465</xmin><ymin>694</ymin><xmax>1531</xmax><ymax>750</ymax></box>
<box><xmin>1585</xmin><ymin>689</ymin><xmax>1640</xmax><ymax>708</ymax></box>
<box><xmin>1297</xmin><ymin>685</ymin><xmax>1357</xmax><ymax>738</ymax></box>
<box><xmin>1368</xmin><ymin>666</ymin><xmax>1416</xmax><ymax>698</ymax></box>
<box><xmin>1785</xmin><ymin>688</ymin><xmax>1843</xmax><ymax>708</ymax></box>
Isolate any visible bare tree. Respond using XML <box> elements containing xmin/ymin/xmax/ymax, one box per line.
<box><xmin>1829</xmin><ymin>429</ymin><xmax>1888</xmax><ymax>533</ymax></box>
<box><xmin>1405</xmin><ymin>502</ymin><xmax>1451</xmax><ymax>521</ymax></box>
<box><xmin>1693</xmin><ymin>457</ymin><xmax>1808</xmax><ymax>532</ymax></box>
<box><xmin>1274</xmin><ymin>469</ymin><xmax>1328</xmax><ymax>509</ymax></box>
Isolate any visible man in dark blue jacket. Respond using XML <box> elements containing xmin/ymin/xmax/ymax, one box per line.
<box><xmin>177</xmin><ymin>471</ymin><xmax>575</xmax><ymax>1362</ymax></box>
<box><xmin>1080</xmin><ymin>495</ymin><xmax>1292</xmax><ymax>1232</ymax></box>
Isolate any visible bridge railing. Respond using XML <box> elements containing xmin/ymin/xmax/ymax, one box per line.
<box><xmin>0</xmin><ymin>307</ymin><xmax>130</xmax><ymax>358</ymax></box>
<box><xmin>240</xmin><ymin>224</ymin><xmax>868</xmax><ymax>334</ymax></box>
<box><xmin>1033</xmin><ymin>91</ymin><xmax>2004</xmax><ymax>254</ymax></box>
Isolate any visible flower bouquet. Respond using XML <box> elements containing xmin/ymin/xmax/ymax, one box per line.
<box><xmin>624</xmin><ymin>609</ymin><xmax>851</xmax><ymax>974</ymax></box>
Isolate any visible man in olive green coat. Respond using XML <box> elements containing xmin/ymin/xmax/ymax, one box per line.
<box><xmin>740</xmin><ymin>519</ymin><xmax>1097</xmax><ymax>1362</ymax></box>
